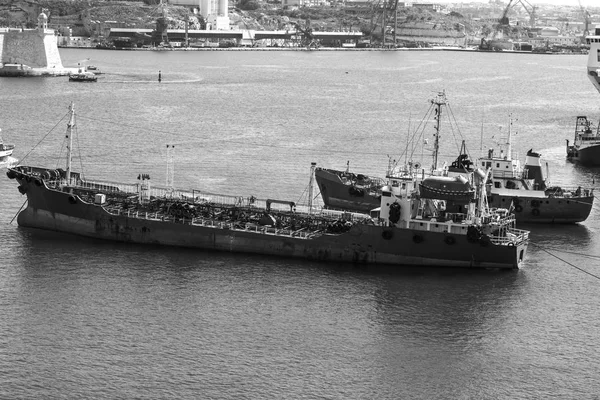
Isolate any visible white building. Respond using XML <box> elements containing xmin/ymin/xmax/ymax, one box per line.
<box><xmin>171</xmin><ymin>0</ymin><xmax>230</xmax><ymax>30</ymax></box>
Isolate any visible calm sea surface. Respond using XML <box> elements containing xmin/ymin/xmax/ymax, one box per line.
<box><xmin>1</xmin><ymin>49</ymin><xmax>600</xmax><ymax>398</ymax></box>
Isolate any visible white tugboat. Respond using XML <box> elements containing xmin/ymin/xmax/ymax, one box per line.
<box><xmin>0</xmin><ymin>129</ymin><xmax>17</xmax><ymax>167</ymax></box>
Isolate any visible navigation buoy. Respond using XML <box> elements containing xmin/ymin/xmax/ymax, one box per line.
<box><xmin>158</xmin><ymin>70</ymin><xmax>162</xmax><ymax>82</ymax></box>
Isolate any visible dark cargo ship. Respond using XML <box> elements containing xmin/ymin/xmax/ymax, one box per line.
<box><xmin>6</xmin><ymin>103</ymin><xmax>529</xmax><ymax>269</ymax></box>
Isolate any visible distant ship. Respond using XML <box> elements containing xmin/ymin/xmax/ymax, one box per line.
<box><xmin>566</xmin><ymin>116</ymin><xmax>600</xmax><ymax>166</ymax></box>
<box><xmin>0</xmin><ymin>129</ymin><xmax>17</xmax><ymax>167</ymax></box>
<box><xmin>567</xmin><ymin>26</ymin><xmax>600</xmax><ymax>165</ymax></box>
<box><xmin>481</xmin><ymin>145</ymin><xmax>593</xmax><ymax>224</ymax></box>
<box><xmin>68</xmin><ymin>71</ymin><xmax>98</xmax><ymax>82</ymax></box>
<box><xmin>6</xmin><ymin>102</ymin><xmax>529</xmax><ymax>269</ymax></box>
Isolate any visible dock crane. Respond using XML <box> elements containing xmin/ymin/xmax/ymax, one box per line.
<box><xmin>151</xmin><ymin>0</ymin><xmax>169</xmax><ymax>46</ymax></box>
<box><xmin>370</xmin><ymin>0</ymin><xmax>398</xmax><ymax>47</ymax></box>
<box><xmin>481</xmin><ymin>0</ymin><xmax>533</xmax><ymax>50</ymax></box>
<box><xmin>515</xmin><ymin>0</ymin><xmax>536</xmax><ymax>28</ymax></box>
<box><xmin>480</xmin><ymin>0</ymin><xmax>515</xmax><ymax>50</ymax></box>
<box><xmin>578</xmin><ymin>0</ymin><xmax>591</xmax><ymax>45</ymax></box>
<box><xmin>292</xmin><ymin>21</ymin><xmax>318</xmax><ymax>49</ymax></box>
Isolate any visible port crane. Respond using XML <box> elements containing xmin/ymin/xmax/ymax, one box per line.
<box><xmin>481</xmin><ymin>0</ymin><xmax>533</xmax><ymax>50</ymax></box>
<box><xmin>578</xmin><ymin>0</ymin><xmax>591</xmax><ymax>44</ymax></box>
<box><xmin>515</xmin><ymin>0</ymin><xmax>536</xmax><ymax>28</ymax></box>
<box><xmin>151</xmin><ymin>0</ymin><xmax>169</xmax><ymax>46</ymax></box>
<box><xmin>292</xmin><ymin>21</ymin><xmax>318</xmax><ymax>49</ymax></box>
<box><xmin>370</xmin><ymin>0</ymin><xmax>398</xmax><ymax>47</ymax></box>
<box><xmin>480</xmin><ymin>0</ymin><xmax>514</xmax><ymax>50</ymax></box>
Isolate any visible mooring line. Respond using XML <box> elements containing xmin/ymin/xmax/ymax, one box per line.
<box><xmin>539</xmin><ymin>249</ymin><xmax>600</xmax><ymax>260</ymax></box>
<box><xmin>9</xmin><ymin>199</ymin><xmax>27</xmax><ymax>225</ymax></box>
<box><xmin>530</xmin><ymin>242</ymin><xmax>600</xmax><ymax>281</ymax></box>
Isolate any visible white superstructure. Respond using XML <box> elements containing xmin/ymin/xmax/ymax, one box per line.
<box><xmin>587</xmin><ymin>26</ymin><xmax>600</xmax><ymax>95</ymax></box>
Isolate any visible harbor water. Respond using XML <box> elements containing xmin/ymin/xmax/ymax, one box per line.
<box><xmin>1</xmin><ymin>49</ymin><xmax>600</xmax><ymax>398</ymax></box>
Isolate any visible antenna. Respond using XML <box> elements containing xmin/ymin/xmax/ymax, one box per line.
<box><xmin>166</xmin><ymin>144</ymin><xmax>174</xmax><ymax>188</ymax></box>
<box><xmin>65</xmin><ymin>102</ymin><xmax>75</xmax><ymax>186</ymax></box>
<box><xmin>431</xmin><ymin>90</ymin><xmax>447</xmax><ymax>171</ymax></box>
<box><xmin>308</xmin><ymin>162</ymin><xmax>317</xmax><ymax>214</ymax></box>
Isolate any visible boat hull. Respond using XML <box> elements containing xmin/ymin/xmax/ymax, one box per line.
<box><xmin>566</xmin><ymin>144</ymin><xmax>600</xmax><ymax>166</ymax></box>
<box><xmin>314</xmin><ymin>168</ymin><xmax>380</xmax><ymax>213</ymax></box>
<box><xmin>489</xmin><ymin>194</ymin><xmax>593</xmax><ymax>223</ymax></box>
<box><xmin>14</xmin><ymin>176</ymin><xmax>526</xmax><ymax>269</ymax></box>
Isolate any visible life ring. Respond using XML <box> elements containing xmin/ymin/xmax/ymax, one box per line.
<box><xmin>531</xmin><ymin>199</ymin><xmax>540</xmax><ymax>208</ymax></box>
<box><xmin>531</xmin><ymin>208</ymin><xmax>540</xmax><ymax>216</ymax></box>
<box><xmin>412</xmin><ymin>234</ymin><xmax>423</xmax><ymax>244</ymax></box>
<box><xmin>68</xmin><ymin>195</ymin><xmax>77</xmax><ymax>205</ymax></box>
<box><xmin>34</xmin><ymin>179</ymin><xmax>42</xmax><ymax>187</ymax></box>
<box><xmin>382</xmin><ymin>230</ymin><xmax>394</xmax><ymax>240</ymax></box>
<box><xmin>514</xmin><ymin>205</ymin><xmax>523</xmax><ymax>213</ymax></box>
<box><xmin>6</xmin><ymin>170</ymin><xmax>16</xmax><ymax>180</ymax></box>
<box><xmin>444</xmin><ymin>236</ymin><xmax>455</xmax><ymax>245</ymax></box>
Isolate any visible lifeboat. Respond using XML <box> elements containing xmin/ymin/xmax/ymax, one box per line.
<box><xmin>419</xmin><ymin>175</ymin><xmax>474</xmax><ymax>202</ymax></box>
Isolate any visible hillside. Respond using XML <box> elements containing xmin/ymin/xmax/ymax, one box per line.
<box><xmin>1</xmin><ymin>0</ymin><xmax>502</xmax><ymax>45</ymax></box>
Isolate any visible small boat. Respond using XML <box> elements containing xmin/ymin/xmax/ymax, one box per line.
<box><xmin>5</xmin><ymin>102</ymin><xmax>529</xmax><ymax>269</ymax></box>
<box><xmin>0</xmin><ymin>129</ymin><xmax>17</xmax><ymax>167</ymax></box>
<box><xmin>314</xmin><ymin>164</ymin><xmax>383</xmax><ymax>213</ymax></box>
<box><xmin>69</xmin><ymin>71</ymin><xmax>98</xmax><ymax>82</ymax></box>
<box><xmin>566</xmin><ymin>116</ymin><xmax>600</xmax><ymax>166</ymax></box>
<box><xmin>85</xmin><ymin>65</ymin><xmax>102</xmax><ymax>74</ymax></box>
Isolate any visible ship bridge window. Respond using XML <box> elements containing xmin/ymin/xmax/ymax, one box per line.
<box><xmin>494</xmin><ymin>182</ymin><xmax>501</xmax><ymax>188</ymax></box>
<box><xmin>496</xmin><ymin>163</ymin><xmax>500</xmax><ymax>168</ymax></box>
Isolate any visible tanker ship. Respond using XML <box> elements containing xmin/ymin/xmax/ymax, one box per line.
<box><xmin>6</xmin><ymin>103</ymin><xmax>529</xmax><ymax>269</ymax></box>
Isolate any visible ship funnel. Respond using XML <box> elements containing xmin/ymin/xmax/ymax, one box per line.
<box><xmin>523</xmin><ymin>149</ymin><xmax>546</xmax><ymax>190</ymax></box>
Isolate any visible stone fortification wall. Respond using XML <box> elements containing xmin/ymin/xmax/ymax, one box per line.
<box><xmin>0</xmin><ymin>29</ymin><xmax>63</xmax><ymax>68</ymax></box>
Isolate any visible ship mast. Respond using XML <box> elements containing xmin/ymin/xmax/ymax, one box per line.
<box><xmin>507</xmin><ymin>113</ymin><xmax>513</xmax><ymax>160</ymax></box>
<box><xmin>65</xmin><ymin>102</ymin><xmax>75</xmax><ymax>185</ymax></box>
<box><xmin>431</xmin><ymin>91</ymin><xmax>447</xmax><ymax>171</ymax></box>
<box><xmin>308</xmin><ymin>162</ymin><xmax>316</xmax><ymax>214</ymax></box>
